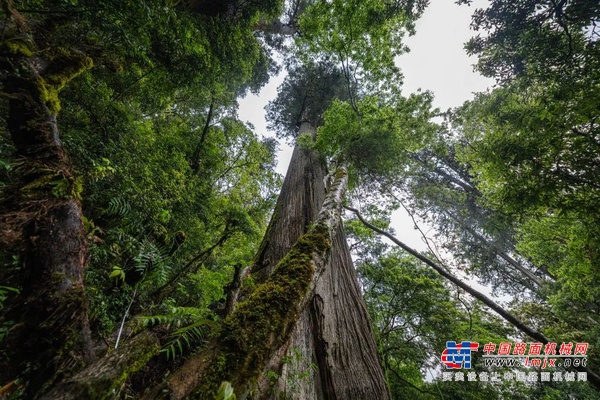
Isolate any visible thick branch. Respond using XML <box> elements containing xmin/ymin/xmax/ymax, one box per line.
<box><xmin>191</xmin><ymin>98</ymin><xmax>215</xmax><ymax>173</ymax></box>
<box><xmin>40</xmin><ymin>332</ymin><xmax>160</xmax><ymax>400</ymax></box>
<box><xmin>254</xmin><ymin>19</ymin><xmax>298</xmax><ymax>35</ymax></box>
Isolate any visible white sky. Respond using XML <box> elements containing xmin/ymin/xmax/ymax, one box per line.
<box><xmin>238</xmin><ymin>0</ymin><xmax>493</xmax><ymax>251</ymax></box>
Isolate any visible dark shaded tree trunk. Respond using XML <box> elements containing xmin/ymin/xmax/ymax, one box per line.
<box><xmin>252</xmin><ymin>123</ymin><xmax>389</xmax><ymax>399</ymax></box>
<box><xmin>0</xmin><ymin>27</ymin><xmax>95</xmax><ymax>396</ymax></box>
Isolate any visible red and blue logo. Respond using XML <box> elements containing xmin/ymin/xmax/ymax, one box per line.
<box><xmin>441</xmin><ymin>341</ymin><xmax>479</xmax><ymax>369</ymax></box>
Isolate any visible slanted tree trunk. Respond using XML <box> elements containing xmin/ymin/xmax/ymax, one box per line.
<box><xmin>347</xmin><ymin>206</ymin><xmax>600</xmax><ymax>391</ymax></box>
<box><xmin>253</xmin><ymin>122</ymin><xmax>389</xmax><ymax>399</ymax></box>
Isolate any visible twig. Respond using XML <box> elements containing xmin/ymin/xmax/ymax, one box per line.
<box><xmin>115</xmin><ymin>287</ymin><xmax>137</xmax><ymax>349</ymax></box>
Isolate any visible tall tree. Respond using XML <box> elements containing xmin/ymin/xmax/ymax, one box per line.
<box><xmin>250</xmin><ymin>120</ymin><xmax>388</xmax><ymax>398</ymax></box>
<box><xmin>0</xmin><ymin>0</ymin><xmax>427</xmax><ymax>398</ymax></box>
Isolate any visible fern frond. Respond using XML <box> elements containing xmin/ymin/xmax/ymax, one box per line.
<box><xmin>162</xmin><ymin>318</ymin><xmax>218</xmax><ymax>360</ymax></box>
<box><xmin>107</xmin><ymin>196</ymin><xmax>132</xmax><ymax>217</ymax></box>
<box><xmin>137</xmin><ymin>306</ymin><xmax>219</xmax><ymax>360</ymax></box>
<box><xmin>134</xmin><ymin>239</ymin><xmax>172</xmax><ymax>285</ymax></box>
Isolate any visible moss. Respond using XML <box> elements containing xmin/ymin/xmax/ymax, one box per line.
<box><xmin>37</xmin><ymin>48</ymin><xmax>93</xmax><ymax>114</ymax></box>
<box><xmin>36</xmin><ymin>76</ymin><xmax>61</xmax><ymax>116</ymax></box>
<box><xmin>46</xmin><ymin>48</ymin><xmax>94</xmax><ymax>91</ymax></box>
<box><xmin>3</xmin><ymin>39</ymin><xmax>33</xmax><ymax>57</ymax></box>
<box><xmin>2</xmin><ymin>41</ymin><xmax>92</xmax><ymax>115</ymax></box>
<box><xmin>43</xmin><ymin>332</ymin><xmax>160</xmax><ymax>399</ymax></box>
<box><xmin>20</xmin><ymin>172</ymin><xmax>83</xmax><ymax>199</ymax></box>
<box><xmin>110</xmin><ymin>337</ymin><xmax>161</xmax><ymax>394</ymax></box>
<box><xmin>241</xmin><ymin>274</ymin><xmax>255</xmax><ymax>290</ymax></box>
<box><xmin>334</xmin><ymin>166</ymin><xmax>347</xmax><ymax>180</ymax></box>
<box><xmin>194</xmin><ymin>224</ymin><xmax>331</xmax><ymax>397</ymax></box>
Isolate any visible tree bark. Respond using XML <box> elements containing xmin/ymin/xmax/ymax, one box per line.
<box><xmin>0</xmin><ymin>29</ymin><xmax>95</xmax><ymax>396</ymax></box>
<box><xmin>253</xmin><ymin>122</ymin><xmax>389</xmax><ymax>399</ymax></box>
<box><xmin>39</xmin><ymin>332</ymin><xmax>160</xmax><ymax>400</ymax></box>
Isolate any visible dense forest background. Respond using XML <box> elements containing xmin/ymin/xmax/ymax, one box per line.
<box><xmin>0</xmin><ymin>0</ymin><xmax>599</xmax><ymax>399</ymax></box>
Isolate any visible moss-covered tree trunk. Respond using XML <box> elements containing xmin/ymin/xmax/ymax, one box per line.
<box><xmin>141</xmin><ymin>122</ymin><xmax>388</xmax><ymax>399</ymax></box>
<box><xmin>0</xmin><ymin>20</ymin><xmax>96</xmax><ymax>396</ymax></box>
<box><xmin>252</xmin><ymin>122</ymin><xmax>389</xmax><ymax>399</ymax></box>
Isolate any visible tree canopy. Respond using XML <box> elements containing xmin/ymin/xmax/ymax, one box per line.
<box><xmin>0</xmin><ymin>0</ymin><xmax>599</xmax><ymax>398</ymax></box>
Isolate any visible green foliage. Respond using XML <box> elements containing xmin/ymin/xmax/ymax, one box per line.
<box><xmin>441</xmin><ymin>0</ymin><xmax>600</xmax><ymax>370</ymax></box>
<box><xmin>140</xmin><ymin>306</ymin><xmax>219</xmax><ymax>360</ymax></box>
<box><xmin>298</xmin><ymin>0</ymin><xmax>427</xmax><ymax>81</ymax></box>
<box><xmin>110</xmin><ymin>266</ymin><xmax>126</xmax><ymax>282</ymax></box>
<box><xmin>0</xmin><ymin>0</ymin><xmax>282</xmax><ymax>369</ymax></box>
<box><xmin>354</xmin><ymin>239</ymin><xmax>520</xmax><ymax>398</ymax></box>
<box><xmin>54</xmin><ymin>21</ymin><xmax>281</xmax><ymax>340</ymax></box>
<box><xmin>216</xmin><ymin>381</ymin><xmax>237</xmax><ymax>400</ymax></box>
<box><xmin>0</xmin><ymin>141</ymin><xmax>14</xmax><ymax>189</ymax></box>
<box><xmin>316</xmin><ymin>92</ymin><xmax>438</xmax><ymax>182</ymax></box>
<box><xmin>354</xmin><ymin>235</ymin><xmax>599</xmax><ymax>399</ymax></box>
<box><xmin>358</xmin><ymin>250</ymin><xmax>463</xmax><ymax>364</ymax></box>
<box><xmin>464</xmin><ymin>0</ymin><xmax>599</xmax><ymax>83</ymax></box>
<box><xmin>452</xmin><ymin>0</ymin><xmax>600</xmax><ymax>314</ymax></box>
<box><xmin>266</xmin><ymin>62</ymin><xmax>350</xmax><ymax>139</ymax></box>
<box><xmin>456</xmin><ymin>84</ymin><xmax>599</xmax><ymax>219</ymax></box>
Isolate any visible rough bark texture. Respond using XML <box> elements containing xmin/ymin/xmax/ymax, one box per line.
<box><xmin>309</xmin><ymin>228</ymin><xmax>389</xmax><ymax>399</ymax></box>
<box><xmin>253</xmin><ymin>123</ymin><xmax>389</xmax><ymax>399</ymax></box>
<box><xmin>142</xmin><ymin>162</ymin><xmax>344</xmax><ymax>400</ymax></box>
<box><xmin>0</xmin><ymin>30</ymin><xmax>95</xmax><ymax>396</ymax></box>
<box><xmin>252</xmin><ymin>140</ymin><xmax>327</xmax><ymax>282</ymax></box>
<box><xmin>39</xmin><ymin>332</ymin><xmax>160</xmax><ymax>400</ymax></box>
<box><xmin>267</xmin><ymin>227</ymin><xmax>390</xmax><ymax>400</ymax></box>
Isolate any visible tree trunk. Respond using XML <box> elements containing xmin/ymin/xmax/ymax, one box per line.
<box><xmin>143</xmin><ymin>123</ymin><xmax>389</xmax><ymax>399</ymax></box>
<box><xmin>253</xmin><ymin>123</ymin><xmax>389</xmax><ymax>399</ymax></box>
<box><xmin>142</xmin><ymin>147</ymin><xmax>349</xmax><ymax>399</ymax></box>
<box><xmin>0</xmin><ymin>33</ymin><xmax>95</xmax><ymax>396</ymax></box>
